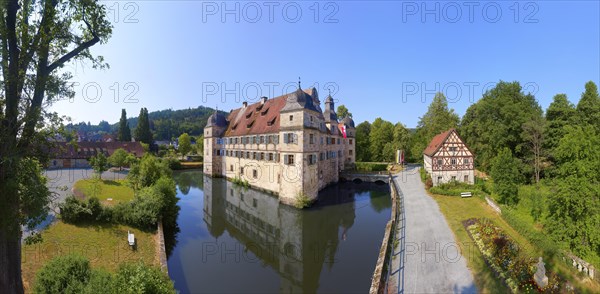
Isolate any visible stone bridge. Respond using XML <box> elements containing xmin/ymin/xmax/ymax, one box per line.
<box><xmin>339</xmin><ymin>171</ymin><xmax>391</xmax><ymax>185</ymax></box>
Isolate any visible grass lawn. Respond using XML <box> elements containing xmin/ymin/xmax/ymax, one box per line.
<box><xmin>73</xmin><ymin>179</ymin><xmax>134</xmax><ymax>205</ymax></box>
<box><xmin>21</xmin><ymin>221</ymin><xmax>157</xmax><ymax>292</ymax></box>
<box><xmin>431</xmin><ymin>193</ymin><xmax>600</xmax><ymax>293</ymax></box>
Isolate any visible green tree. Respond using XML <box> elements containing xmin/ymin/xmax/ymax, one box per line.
<box><xmin>127</xmin><ymin>155</ymin><xmax>172</xmax><ymax>190</ymax></box>
<box><xmin>108</xmin><ymin>148</ymin><xmax>129</xmax><ymax>171</ymax></box>
<box><xmin>544</xmin><ymin>94</ymin><xmax>577</xmax><ymax>157</ymax></box>
<box><xmin>355</xmin><ymin>121</ymin><xmax>371</xmax><ymax>162</ymax></box>
<box><xmin>576</xmin><ymin>81</ymin><xmax>600</xmax><ymax>131</ymax></box>
<box><xmin>490</xmin><ymin>148</ymin><xmax>521</xmax><ymax>205</ymax></box>
<box><xmin>0</xmin><ymin>0</ymin><xmax>111</xmax><ymax>290</ymax></box>
<box><xmin>178</xmin><ymin>133</ymin><xmax>192</xmax><ymax>159</ymax></box>
<box><xmin>383</xmin><ymin>123</ymin><xmax>411</xmax><ymax>162</ymax></box>
<box><xmin>521</xmin><ymin>116</ymin><xmax>546</xmax><ymax>183</ymax></box>
<box><xmin>117</xmin><ymin>109</ymin><xmax>131</xmax><ymax>142</ymax></box>
<box><xmin>34</xmin><ymin>254</ymin><xmax>92</xmax><ymax>294</ymax></box>
<box><xmin>134</xmin><ymin>108</ymin><xmax>153</xmax><ymax>144</ymax></box>
<box><xmin>460</xmin><ymin>81</ymin><xmax>543</xmax><ymax>172</ymax></box>
<box><xmin>89</xmin><ymin>153</ymin><xmax>108</xmax><ymax>179</ymax></box>
<box><xmin>410</xmin><ymin>92</ymin><xmax>459</xmax><ymax>162</ymax></box>
<box><xmin>369</xmin><ymin>118</ymin><xmax>394</xmax><ymax>162</ymax></box>
<box><xmin>197</xmin><ymin>135</ymin><xmax>204</xmax><ymax>155</ymax></box>
<box><xmin>547</xmin><ymin>126</ymin><xmax>600</xmax><ymax>257</ymax></box>
<box><xmin>336</xmin><ymin>105</ymin><xmax>352</xmax><ymax>119</ymax></box>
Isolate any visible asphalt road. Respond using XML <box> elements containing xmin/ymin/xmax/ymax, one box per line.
<box><xmin>390</xmin><ymin>165</ymin><xmax>477</xmax><ymax>293</ymax></box>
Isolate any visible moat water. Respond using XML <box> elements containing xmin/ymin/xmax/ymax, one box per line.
<box><xmin>168</xmin><ymin>171</ymin><xmax>392</xmax><ymax>293</ymax></box>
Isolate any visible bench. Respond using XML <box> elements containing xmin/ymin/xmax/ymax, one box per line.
<box><xmin>460</xmin><ymin>192</ymin><xmax>473</xmax><ymax>198</ymax></box>
<box><xmin>127</xmin><ymin>231</ymin><xmax>135</xmax><ymax>247</ymax></box>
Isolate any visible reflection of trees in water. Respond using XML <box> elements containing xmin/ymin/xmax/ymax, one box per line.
<box><xmin>163</xmin><ymin>221</ymin><xmax>180</xmax><ymax>258</ymax></box>
<box><xmin>173</xmin><ymin>171</ymin><xmax>204</xmax><ymax>195</ymax></box>
<box><xmin>369</xmin><ymin>190</ymin><xmax>391</xmax><ymax>213</ymax></box>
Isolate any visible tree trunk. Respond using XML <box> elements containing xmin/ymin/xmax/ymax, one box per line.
<box><xmin>0</xmin><ymin>225</ymin><xmax>24</xmax><ymax>294</ymax></box>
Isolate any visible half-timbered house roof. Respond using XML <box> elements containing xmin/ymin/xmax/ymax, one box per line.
<box><xmin>423</xmin><ymin>129</ymin><xmax>455</xmax><ymax>157</ymax></box>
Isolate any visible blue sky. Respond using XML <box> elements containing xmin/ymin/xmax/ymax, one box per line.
<box><xmin>51</xmin><ymin>1</ymin><xmax>600</xmax><ymax>128</ymax></box>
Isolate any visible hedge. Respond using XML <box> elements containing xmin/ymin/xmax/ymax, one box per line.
<box><xmin>355</xmin><ymin>162</ymin><xmax>388</xmax><ymax>172</ymax></box>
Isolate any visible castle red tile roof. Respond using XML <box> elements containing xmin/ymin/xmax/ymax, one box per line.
<box><xmin>423</xmin><ymin>129</ymin><xmax>455</xmax><ymax>157</ymax></box>
<box><xmin>224</xmin><ymin>94</ymin><xmax>289</xmax><ymax>136</ymax></box>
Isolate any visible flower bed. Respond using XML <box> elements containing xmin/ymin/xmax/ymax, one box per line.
<box><xmin>463</xmin><ymin>218</ymin><xmax>562</xmax><ymax>293</ymax></box>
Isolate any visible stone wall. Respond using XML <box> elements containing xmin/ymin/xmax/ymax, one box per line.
<box><xmin>156</xmin><ymin>220</ymin><xmax>168</xmax><ymax>273</ymax></box>
<box><xmin>370</xmin><ymin>176</ymin><xmax>398</xmax><ymax>294</ymax></box>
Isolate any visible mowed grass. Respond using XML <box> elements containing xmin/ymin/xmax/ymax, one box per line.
<box><xmin>74</xmin><ymin>179</ymin><xmax>134</xmax><ymax>205</ymax></box>
<box><xmin>21</xmin><ymin>221</ymin><xmax>157</xmax><ymax>292</ymax></box>
<box><xmin>431</xmin><ymin>193</ymin><xmax>600</xmax><ymax>293</ymax></box>
<box><xmin>430</xmin><ymin>194</ymin><xmax>537</xmax><ymax>293</ymax></box>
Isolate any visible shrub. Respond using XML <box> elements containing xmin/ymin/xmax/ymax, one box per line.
<box><xmin>232</xmin><ymin>177</ymin><xmax>249</xmax><ymax>188</ymax></box>
<box><xmin>294</xmin><ymin>192</ymin><xmax>312</xmax><ymax>209</ymax></box>
<box><xmin>59</xmin><ymin>196</ymin><xmax>107</xmax><ymax>223</ymax></box>
<box><xmin>114</xmin><ymin>187</ymin><xmax>164</xmax><ymax>229</ymax></box>
<box><xmin>113</xmin><ymin>262</ymin><xmax>175</xmax><ymax>294</ymax></box>
<box><xmin>429</xmin><ymin>181</ymin><xmax>482</xmax><ymax>197</ymax></box>
<box><xmin>164</xmin><ymin>157</ymin><xmax>181</xmax><ymax>170</ymax></box>
<box><xmin>35</xmin><ymin>255</ymin><xmax>174</xmax><ymax>294</ymax></box>
<box><xmin>34</xmin><ymin>254</ymin><xmax>92</xmax><ymax>294</ymax></box>
<box><xmin>355</xmin><ymin>162</ymin><xmax>388</xmax><ymax>172</ymax></box>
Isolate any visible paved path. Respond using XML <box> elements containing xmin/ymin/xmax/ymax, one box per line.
<box><xmin>388</xmin><ymin>165</ymin><xmax>476</xmax><ymax>293</ymax></box>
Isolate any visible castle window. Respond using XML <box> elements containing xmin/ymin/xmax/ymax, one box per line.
<box><xmin>284</xmin><ymin>154</ymin><xmax>294</xmax><ymax>165</ymax></box>
<box><xmin>246</xmin><ymin>151</ymin><xmax>250</xmax><ymax>158</ymax></box>
<box><xmin>260</xmin><ymin>136</ymin><xmax>265</xmax><ymax>144</ymax></box>
<box><xmin>308</xmin><ymin>154</ymin><xmax>316</xmax><ymax>165</ymax></box>
<box><xmin>260</xmin><ymin>152</ymin><xmax>265</xmax><ymax>160</ymax></box>
<box><xmin>320</xmin><ymin>153</ymin><xmax>325</xmax><ymax>161</ymax></box>
<box><xmin>252</xmin><ymin>136</ymin><xmax>256</xmax><ymax>144</ymax></box>
<box><xmin>320</xmin><ymin>137</ymin><xmax>323</xmax><ymax>145</ymax></box>
<box><xmin>309</xmin><ymin>134</ymin><xmax>314</xmax><ymax>144</ymax></box>
<box><xmin>337</xmin><ymin>138</ymin><xmax>340</xmax><ymax>144</ymax></box>
<box><xmin>253</xmin><ymin>152</ymin><xmax>257</xmax><ymax>160</ymax></box>
<box><xmin>253</xmin><ymin>170</ymin><xmax>258</xmax><ymax>179</ymax></box>
<box><xmin>349</xmin><ymin>139</ymin><xmax>353</xmax><ymax>144</ymax></box>
<box><xmin>274</xmin><ymin>135</ymin><xmax>279</xmax><ymax>144</ymax></box>
<box><xmin>349</xmin><ymin>150</ymin><xmax>353</xmax><ymax>155</ymax></box>
<box><xmin>289</xmin><ymin>115</ymin><xmax>293</xmax><ymax>121</ymax></box>
<box><xmin>230</xmin><ymin>165</ymin><xmax>233</xmax><ymax>172</ymax></box>
<box><xmin>268</xmin><ymin>153</ymin><xmax>274</xmax><ymax>161</ymax></box>
<box><xmin>240</xmin><ymin>167</ymin><xmax>244</xmax><ymax>174</ymax></box>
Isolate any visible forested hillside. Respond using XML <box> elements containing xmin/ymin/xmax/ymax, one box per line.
<box><xmin>67</xmin><ymin>106</ymin><xmax>227</xmax><ymax>141</ymax></box>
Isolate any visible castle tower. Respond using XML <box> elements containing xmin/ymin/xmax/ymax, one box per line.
<box><xmin>203</xmin><ymin>110</ymin><xmax>227</xmax><ymax>176</ymax></box>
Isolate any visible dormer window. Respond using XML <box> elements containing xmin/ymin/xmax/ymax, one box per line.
<box><xmin>247</xmin><ymin>120</ymin><xmax>254</xmax><ymax>128</ymax></box>
<box><xmin>267</xmin><ymin>117</ymin><xmax>276</xmax><ymax>126</ymax></box>
<box><xmin>232</xmin><ymin>123</ymin><xmax>238</xmax><ymax>130</ymax></box>
<box><xmin>261</xmin><ymin>108</ymin><xmax>269</xmax><ymax>116</ymax></box>
<box><xmin>246</xmin><ymin>112</ymin><xmax>252</xmax><ymax>119</ymax></box>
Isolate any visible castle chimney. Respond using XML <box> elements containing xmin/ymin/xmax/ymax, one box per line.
<box><xmin>243</xmin><ymin>101</ymin><xmax>248</xmax><ymax>108</ymax></box>
<box><xmin>261</xmin><ymin>96</ymin><xmax>268</xmax><ymax>104</ymax></box>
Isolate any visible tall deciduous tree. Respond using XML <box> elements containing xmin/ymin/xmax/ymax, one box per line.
<box><xmin>0</xmin><ymin>0</ymin><xmax>112</xmax><ymax>291</ymax></box>
<box><xmin>336</xmin><ymin>105</ymin><xmax>352</xmax><ymax>119</ymax></box>
<box><xmin>178</xmin><ymin>133</ymin><xmax>191</xmax><ymax>159</ymax></box>
<box><xmin>544</xmin><ymin>94</ymin><xmax>577</xmax><ymax>155</ymax></box>
<box><xmin>134</xmin><ymin>108</ymin><xmax>153</xmax><ymax>144</ymax></box>
<box><xmin>369</xmin><ymin>118</ymin><xmax>394</xmax><ymax>162</ymax></box>
<box><xmin>576</xmin><ymin>81</ymin><xmax>600</xmax><ymax>131</ymax></box>
<box><xmin>410</xmin><ymin>92</ymin><xmax>459</xmax><ymax>162</ymax></box>
<box><xmin>117</xmin><ymin>109</ymin><xmax>131</xmax><ymax>142</ymax></box>
<box><xmin>89</xmin><ymin>153</ymin><xmax>108</xmax><ymax>179</ymax></box>
<box><xmin>355</xmin><ymin>121</ymin><xmax>371</xmax><ymax>162</ymax></box>
<box><xmin>460</xmin><ymin>81</ymin><xmax>543</xmax><ymax>172</ymax></box>
<box><xmin>521</xmin><ymin>116</ymin><xmax>546</xmax><ymax>183</ymax></box>
<box><xmin>108</xmin><ymin>148</ymin><xmax>129</xmax><ymax>171</ymax></box>
<box><xmin>383</xmin><ymin>123</ymin><xmax>411</xmax><ymax>162</ymax></box>
<box><xmin>490</xmin><ymin>148</ymin><xmax>521</xmax><ymax>206</ymax></box>
<box><xmin>546</xmin><ymin>125</ymin><xmax>600</xmax><ymax>257</ymax></box>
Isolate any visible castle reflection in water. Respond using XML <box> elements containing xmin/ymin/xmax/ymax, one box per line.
<box><xmin>169</xmin><ymin>171</ymin><xmax>391</xmax><ymax>293</ymax></box>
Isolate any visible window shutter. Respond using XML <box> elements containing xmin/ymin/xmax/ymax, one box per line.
<box><xmin>283</xmin><ymin>134</ymin><xmax>288</xmax><ymax>143</ymax></box>
<box><xmin>284</xmin><ymin>155</ymin><xmax>289</xmax><ymax>165</ymax></box>
<box><xmin>293</xmin><ymin>134</ymin><xmax>298</xmax><ymax>144</ymax></box>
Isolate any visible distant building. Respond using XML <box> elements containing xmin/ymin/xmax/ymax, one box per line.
<box><xmin>423</xmin><ymin>129</ymin><xmax>474</xmax><ymax>186</ymax></box>
<box><xmin>49</xmin><ymin>141</ymin><xmax>145</xmax><ymax>168</ymax></box>
<box><xmin>203</xmin><ymin>86</ymin><xmax>356</xmax><ymax>205</ymax></box>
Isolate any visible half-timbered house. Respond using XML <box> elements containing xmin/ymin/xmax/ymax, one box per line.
<box><xmin>423</xmin><ymin>129</ymin><xmax>474</xmax><ymax>186</ymax></box>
